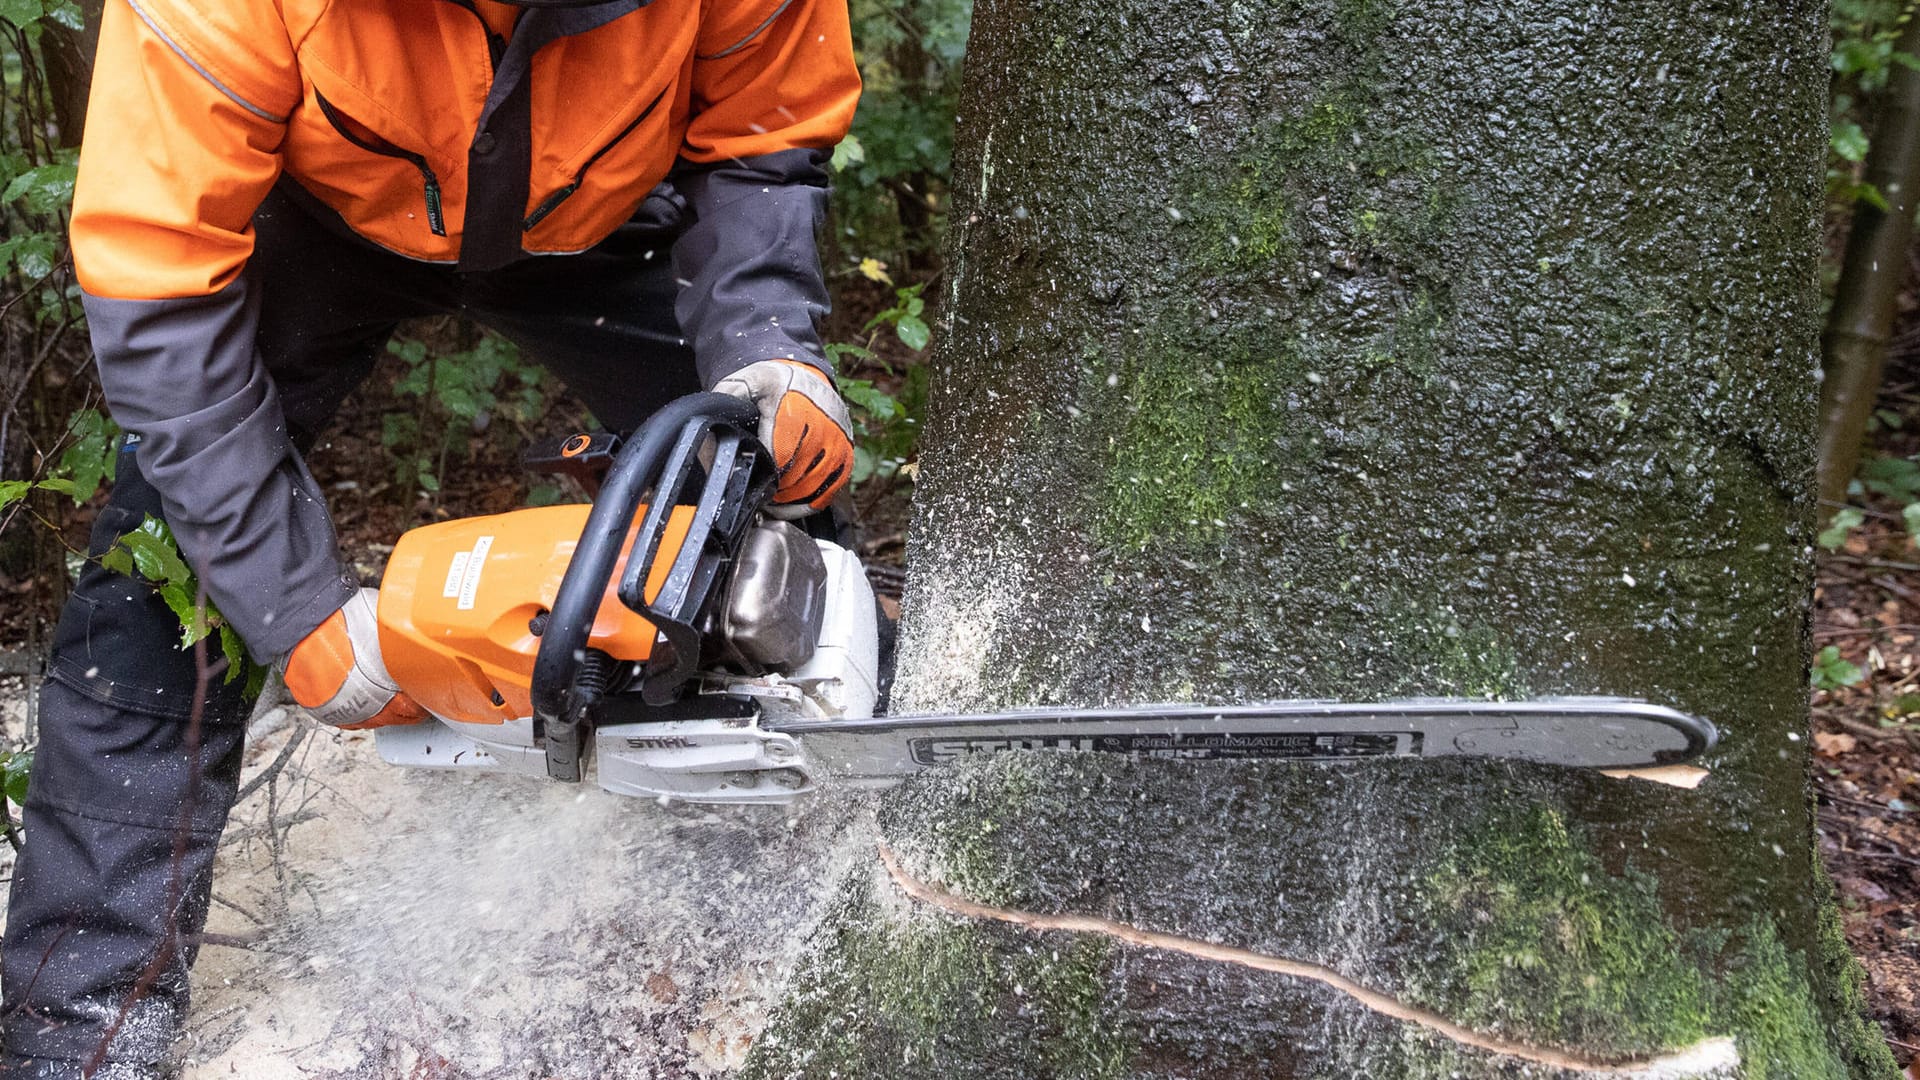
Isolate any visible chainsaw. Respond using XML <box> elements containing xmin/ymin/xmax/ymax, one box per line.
<box><xmin>369</xmin><ymin>393</ymin><xmax>1719</xmax><ymax>804</ymax></box>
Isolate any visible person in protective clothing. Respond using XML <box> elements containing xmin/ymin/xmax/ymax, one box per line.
<box><xmin>0</xmin><ymin>0</ymin><xmax>860</xmax><ymax>1072</ymax></box>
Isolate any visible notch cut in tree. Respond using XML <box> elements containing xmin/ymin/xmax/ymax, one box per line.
<box><xmin>744</xmin><ymin>0</ymin><xmax>1901</xmax><ymax>1077</ymax></box>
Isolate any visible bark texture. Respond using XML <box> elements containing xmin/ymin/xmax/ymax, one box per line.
<box><xmin>745</xmin><ymin>0</ymin><xmax>1898</xmax><ymax>1076</ymax></box>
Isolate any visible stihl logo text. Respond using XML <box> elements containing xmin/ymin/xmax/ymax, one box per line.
<box><xmin>909</xmin><ymin>737</ymin><xmax>1098</xmax><ymax>766</ymax></box>
<box><xmin>625</xmin><ymin>736</ymin><xmax>696</xmax><ymax>750</ymax></box>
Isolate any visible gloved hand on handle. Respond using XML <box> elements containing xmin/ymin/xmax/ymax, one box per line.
<box><xmin>714</xmin><ymin>358</ymin><xmax>854</xmax><ymax>517</ymax></box>
<box><xmin>279</xmin><ymin>588</ymin><xmax>428</xmax><ymax>730</ymax></box>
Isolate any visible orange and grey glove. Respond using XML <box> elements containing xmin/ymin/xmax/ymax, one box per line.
<box><xmin>714</xmin><ymin>358</ymin><xmax>855</xmax><ymax>517</ymax></box>
<box><xmin>279</xmin><ymin>588</ymin><xmax>428</xmax><ymax>730</ymax></box>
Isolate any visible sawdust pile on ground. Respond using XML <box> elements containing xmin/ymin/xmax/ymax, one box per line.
<box><xmin>184</xmin><ymin>703</ymin><xmax>876</xmax><ymax>1079</ymax></box>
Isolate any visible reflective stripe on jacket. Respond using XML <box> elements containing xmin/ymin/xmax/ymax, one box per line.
<box><xmin>69</xmin><ymin>0</ymin><xmax>860</xmax><ymax>661</ymax></box>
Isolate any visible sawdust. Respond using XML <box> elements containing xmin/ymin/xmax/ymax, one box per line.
<box><xmin>889</xmin><ymin>544</ymin><xmax>1022</xmax><ymax>715</ymax></box>
<box><xmin>181</xmin><ymin>706</ymin><xmax>876</xmax><ymax>1079</ymax></box>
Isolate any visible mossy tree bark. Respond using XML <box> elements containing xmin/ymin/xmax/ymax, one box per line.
<box><xmin>746</xmin><ymin>0</ymin><xmax>1899</xmax><ymax>1077</ymax></box>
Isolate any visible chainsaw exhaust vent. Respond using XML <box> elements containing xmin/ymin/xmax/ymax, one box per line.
<box><xmin>704</xmin><ymin>521</ymin><xmax>828</xmax><ymax>675</ymax></box>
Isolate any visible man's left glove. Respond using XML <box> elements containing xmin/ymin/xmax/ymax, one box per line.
<box><xmin>714</xmin><ymin>359</ymin><xmax>855</xmax><ymax>517</ymax></box>
<box><xmin>279</xmin><ymin>588</ymin><xmax>429</xmax><ymax>730</ymax></box>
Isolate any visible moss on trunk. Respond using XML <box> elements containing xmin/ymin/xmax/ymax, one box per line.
<box><xmin>747</xmin><ymin>0</ymin><xmax>1896</xmax><ymax>1074</ymax></box>
<box><xmin>748</xmin><ymin>756</ymin><xmax>1893</xmax><ymax>1078</ymax></box>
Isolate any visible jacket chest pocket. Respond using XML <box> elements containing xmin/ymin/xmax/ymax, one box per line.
<box><xmin>523</xmin><ymin>84</ymin><xmax>672</xmax><ymax>232</ymax></box>
<box><xmin>313</xmin><ymin>91</ymin><xmax>447</xmax><ymax>237</ymax></box>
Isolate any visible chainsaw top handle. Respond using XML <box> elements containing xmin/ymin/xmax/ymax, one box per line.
<box><xmin>530</xmin><ymin>392</ymin><xmax>771</xmax><ymax>782</ymax></box>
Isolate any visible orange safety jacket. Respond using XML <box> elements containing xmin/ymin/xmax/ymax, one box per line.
<box><xmin>70</xmin><ymin>0</ymin><xmax>860</xmax><ymax>661</ymax></box>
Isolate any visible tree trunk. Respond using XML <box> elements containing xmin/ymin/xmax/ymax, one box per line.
<box><xmin>23</xmin><ymin>0</ymin><xmax>104</xmax><ymax>148</ymax></box>
<box><xmin>744</xmin><ymin>0</ymin><xmax>1899</xmax><ymax>1076</ymax></box>
<box><xmin>1818</xmin><ymin>13</ymin><xmax>1920</xmax><ymax>520</ymax></box>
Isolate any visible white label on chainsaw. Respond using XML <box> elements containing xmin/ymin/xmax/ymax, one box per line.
<box><xmin>442</xmin><ymin>551</ymin><xmax>471</xmax><ymax>598</ymax></box>
<box><xmin>457</xmin><ymin>536</ymin><xmax>494</xmax><ymax>610</ymax></box>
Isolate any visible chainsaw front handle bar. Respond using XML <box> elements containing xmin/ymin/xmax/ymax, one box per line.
<box><xmin>530</xmin><ymin>392</ymin><xmax>766</xmax><ymax>782</ymax></box>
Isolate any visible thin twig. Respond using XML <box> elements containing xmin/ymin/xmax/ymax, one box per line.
<box><xmin>1831</xmin><ymin>554</ymin><xmax>1920</xmax><ymax>574</ymax></box>
<box><xmin>1874</xmin><ymin>575</ymin><xmax>1920</xmax><ymax>604</ymax></box>
<box><xmin>210</xmin><ymin>892</ymin><xmax>267</xmax><ymax>928</ymax></box>
<box><xmin>1813</xmin><ymin>623</ymin><xmax>1920</xmax><ymax>639</ymax></box>
<box><xmin>1839</xmin><ymin>849</ymin><xmax>1920</xmax><ymax>867</ymax></box>
<box><xmin>1818</xmin><ymin>787</ymin><xmax>1912</xmax><ymax>815</ymax></box>
<box><xmin>236</xmin><ymin>726</ymin><xmax>310</xmax><ymax>805</ymax></box>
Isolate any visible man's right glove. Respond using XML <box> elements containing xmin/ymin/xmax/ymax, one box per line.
<box><xmin>280</xmin><ymin>588</ymin><xmax>428</xmax><ymax>730</ymax></box>
<box><xmin>713</xmin><ymin>358</ymin><xmax>855</xmax><ymax>517</ymax></box>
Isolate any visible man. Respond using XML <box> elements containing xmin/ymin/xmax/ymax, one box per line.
<box><xmin>1</xmin><ymin>0</ymin><xmax>860</xmax><ymax>1073</ymax></box>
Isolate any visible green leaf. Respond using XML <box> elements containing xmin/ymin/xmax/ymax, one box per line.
<box><xmin>243</xmin><ymin>657</ymin><xmax>269</xmax><ymax>700</ymax></box>
<box><xmin>219</xmin><ymin>624</ymin><xmax>246</xmax><ymax>684</ymax></box>
<box><xmin>1819</xmin><ymin>507</ymin><xmax>1865</xmax><ymax>551</ymax></box>
<box><xmin>56</xmin><ymin>409</ymin><xmax>119</xmax><ymax>501</ymax></box>
<box><xmin>117</xmin><ymin>519</ymin><xmax>192</xmax><ymax>587</ymax></box>
<box><xmin>158</xmin><ymin>581</ymin><xmax>211</xmax><ymax>647</ymax></box>
<box><xmin>386</xmin><ymin>337</ymin><xmax>429</xmax><ymax>366</ymax></box>
<box><xmin>824</xmin><ymin>342</ymin><xmax>876</xmax><ymax>366</ymax></box>
<box><xmin>0</xmin><ymin>479</ymin><xmax>30</xmax><ymax>510</ymax></box>
<box><xmin>829</xmin><ymin>133</ymin><xmax>867</xmax><ymax>171</ymax></box>
<box><xmin>0</xmin><ymin>0</ymin><xmax>40</xmax><ymax>29</ymax></box>
<box><xmin>34</xmin><ymin>478</ymin><xmax>80</xmax><ymax>499</ymax></box>
<box><xmin>0</xmin><ymin>234</ymin><xmax>59</xmax><ymax>280</ymax></box>
<box><xmin>1</xmin><ymin>163</ymin><xmax>77</xmax><ymax>215</ymax></box>
<box><xmin>838</xmin><ymin>378</ymin><xmax>901</xmax><ymax>421</ymax></box>
<box><xmin>1860</xmin><ymin>455</ymin><xmax>1920</xmax><ymax>499</ymax></box>
<box><xmin>1812</xmin><ymin>645</ymin><xmax>1866</xmax><ymax>691</ymax></box>
<box><xmin>895</xmin><ymin>314</ymin><xmax>931</xmax><ymax>351</ymax></box>
<box><xmin>1832</xmin><ymin>120</ymin><xmax>1871</xmax><ymax>163</ymax></box>
<box><xmin>2</xmin><ymin>752</ymin><xmax>30</xmax><ymax>806</ymax></box>
<box><xmin>1903</xmin><ymin>503</ymin><xmax>1920</xmax><ymax>537</ymax></box>
<box><xmin>382</xmin><ymin>413</ymin><xmax>419</xmax><ymax>450</ymax></box>
<box><xmin>98</xmin><ymin>545</ymin><xmax>133</xmax><ymax>578</ymax></box>
<box><xmin>43</xmin><ymin>0</ymin><xmax>80</xmax><ymax>28</ymax></box>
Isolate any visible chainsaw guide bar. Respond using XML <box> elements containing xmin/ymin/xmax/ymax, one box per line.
<box><xmin>774</xmin><ymin>697</ymin><xmax>1717</xmax><ymax>783</ymax></box>
<box><xmin>373</xmin><ymin>393</ymin><xmax>1721</xmax><ymax>805</ymax></box>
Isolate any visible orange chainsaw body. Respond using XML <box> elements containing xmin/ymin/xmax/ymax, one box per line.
<box><xmin>376</xmin><ymin>504</ymin><xmax>693</xmax><ymax>725</ymax></box>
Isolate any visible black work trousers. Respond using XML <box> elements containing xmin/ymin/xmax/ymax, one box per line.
<box><xmin>1</xmin><ymin>183</ymin><xmax>696</xmax><ymax>1075</ymax></box>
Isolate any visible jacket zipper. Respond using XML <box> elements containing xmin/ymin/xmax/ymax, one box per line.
<box><xmin>315</xmin><ymin>92</ymin><xmax>447</xmax><ymax>237</ymax></box>
<box><xmin>522</xmin><ymin>85</ymin><xmax>671</xmax><ymax>232</ymax></box>
<box><xmin>440</xmin><ymin>0</ymin><xmax>507</xmax><ymax>70</ymax></box>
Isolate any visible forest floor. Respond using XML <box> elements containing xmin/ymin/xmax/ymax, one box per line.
<box><xmin>0</xmin><ymin>310</ymin><xmax>1913</xmax><ymax>1073</ymax></box>
<box><xmin>1810</xmin><ymin>384</ymin><xmax>1920</xmax><ymax>1070</ymax></box>
<box><xmin>1815</xmin><ymin>550</ymin><xmax>1920</xmax><ymax>1069</ymax></box>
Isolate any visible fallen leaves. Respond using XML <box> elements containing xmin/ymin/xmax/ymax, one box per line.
<box><xmin>1815</xmin><ymin>532</ymin><xmax>1920</xmax><ymax>1066</ymax></box>
<box><xmin>1816</xmin><ymin>731</ymin><xmax>1860</xmax><ymax>756</ymax></box>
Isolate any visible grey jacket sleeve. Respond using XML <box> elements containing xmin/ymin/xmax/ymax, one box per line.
<box><xmin>670</xmin><ymin>147</ymin><xmax>835</xmax><ymax>386</ymax></box>
<box><xmin>83</xmin><ymin>280</ymin><xmax>356</xmax><ymax>663</ymax></box>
